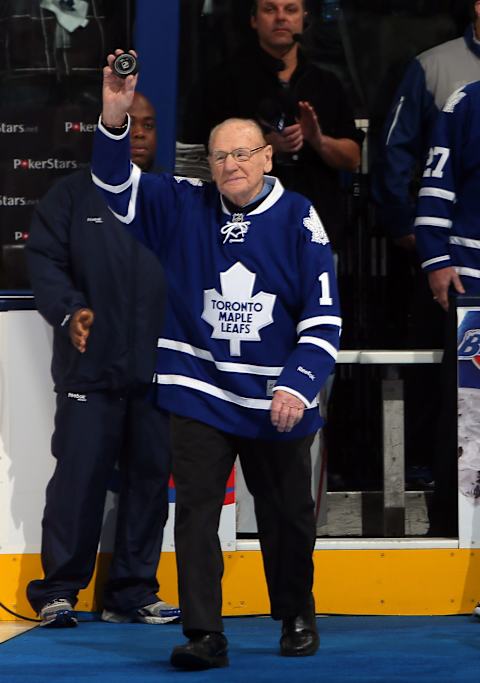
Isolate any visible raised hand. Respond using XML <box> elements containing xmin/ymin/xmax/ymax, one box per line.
<box><xmin>297</xmin><ymin>100</ymin><xmax>322</xmax><ymax>146</ymax></box>
<box><xmin>102</xmin><ymin>49</ymin><xmax>138</xmax><ymax>127</ymax></box>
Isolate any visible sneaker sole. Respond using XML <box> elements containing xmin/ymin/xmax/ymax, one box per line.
<box><xmin>41</xmin><ymin>612</ymin><xmax>78</xmax><ymax>628</ymax></box>
<box><xmin>170</xmin><ymin>651</ymin><xmax>229</xmax><ymax>670</ymax></box>
<box><xmin>100</xmin><ymin>610</ymin><xmax>133</xmax><ymax>624</ymax></box>
<box><xmin>136</xmin><ymin>615</ymin><xmax>181</xmax><ymax>625</ymax></box>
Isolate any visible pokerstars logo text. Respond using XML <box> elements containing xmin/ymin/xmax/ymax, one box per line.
<box><xmin>0</xmin><ymin>195</ymin><xmax>27</xmax><ymax>206</ymax></box>
<box><xmin>0</xmin><ymin>122</ymin><xmax>39</xmax><ymax>133</ymax></box>
<box><xmin>13</xmin><ymin>158</ymin><xmax>78</xmax><ymax>170</ymax></box>
<box><xmin>65</xmin><ymin>121</ymin><xmax>97</xmax><ymax>133</ymax></box>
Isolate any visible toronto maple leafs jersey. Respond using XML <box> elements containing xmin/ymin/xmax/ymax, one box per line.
<box><xmin>373</xmin><ymin>26</ymin><xmax>480</xmax><ymax>239</ymax></box>
<box><xmin>91</xmin><ymin>118</ymin><xmax>341</xmax><ymax>440</ymax></box>
<box><xmin>415</xmin><ymin>80</ymin><xmax>480</xmax><ymax>295</ymax></box>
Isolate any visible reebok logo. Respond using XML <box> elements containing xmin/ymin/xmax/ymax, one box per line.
<box><xmin>67</xmin><ymin>392</ymin><xmax>87</xmax><ymax>402</ymax></box>
<box><xmin>297</xmin><ymin>366</ymin><xmax>315</xmax><ymax>381</ymax></box>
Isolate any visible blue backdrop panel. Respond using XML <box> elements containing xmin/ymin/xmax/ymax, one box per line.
<box><xmin>134</xmin><ymin>0</ymin><xmax>180</xmax><ymax>172</ymax></box>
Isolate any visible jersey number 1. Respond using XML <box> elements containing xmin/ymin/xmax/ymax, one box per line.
<box><xmin>318</xmin><ymin>272</ymin><xmax>333</xmax><ymax>306</ymax></box>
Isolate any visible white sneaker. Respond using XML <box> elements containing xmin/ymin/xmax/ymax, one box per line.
<box><xmin>473</xmin><ymin>603</ymin><xmax>480</xmax><ymax>619</ymax></box>
<box><xmin>39</xmin><ymin>599</ymin><xmax>78</xmax><ymax>628</ymax></box>
<box><xmin>102</xmin><ymin>599</ymin><xmax>181</xmax><ymax>625</ymax></box>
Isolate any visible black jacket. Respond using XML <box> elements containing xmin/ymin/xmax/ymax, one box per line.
<box><xmin>26</xmin><ymin>167</ymin><xmax>166</xmax><ymax>393</ymax></box>
<box><xmin>184</xmin><ymin>43</ymin><xmax>364</xmax><ymax>249</ymax></box>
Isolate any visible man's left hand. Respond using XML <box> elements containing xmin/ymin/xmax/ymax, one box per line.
<box><xmin>271</xmin><ymin>389</ymin><xmax>305</xmax><ymax>433</ymax></box>
<box><xmin>297</xmin><ymin>100</ymin><xmax>322</xmax><ymax>147</ymax></box>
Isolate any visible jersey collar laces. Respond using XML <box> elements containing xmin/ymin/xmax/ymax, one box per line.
<box><xmin>220</xmin><ymin>214</ymin><xmax>251</xmax><ymax>244</ymax></box>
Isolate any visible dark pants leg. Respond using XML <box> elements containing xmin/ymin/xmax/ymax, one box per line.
<box><xmin>171</xmin><ymin>414</ymin><xmax>316</xmax><ymax>632</ymax></box>
<box><xmin>238</xmin><ymin>434</ymin><xmax>316</xmax><ymax>619</ymax></box>
<box><xmin>429</xmin><ymin>300</ymin><xmax>458</xmax><ymax>535</ymax></box>
<box><xmin>404</xmin><ymin>268</ymin><xmax>445</xmax><ymax>472</ymax></box>
<box><xmin>170</xmin><ymin>415</ymin><xmax>236</xmax><ymax>635</ymax></box>
<box><xmin>103</xmin><ymin>391</ymin><xmax>171</xmax><ymax>611</ymax></box>
<box><xmin>27</xmin><ymin>392</ymin><xmax>126</xmax><ymax>612</ymax></box>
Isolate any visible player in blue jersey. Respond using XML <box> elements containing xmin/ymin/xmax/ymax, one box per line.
<box><xmin>415</xmin><ymin>79</ymin><xmax>480</xmax><ymax>618</ymax></box>
<box><xmin>374</xmin><ymin>1</ymin><xmax>480</xmax><ymax>247</ymax></box>
<box><xmin>91</xmin><ymin>49</ymin><xmax>341</xmax><ymax>669</ymax></box>
<box><xmin>372</xmin><ymin>1</ymin><xmax>480</xmax><ymax>503</ymax></box>
<box><xmin>415</xmin><ymin>80</ymin><xmax>480</xmax><ymax>308</ymax></box>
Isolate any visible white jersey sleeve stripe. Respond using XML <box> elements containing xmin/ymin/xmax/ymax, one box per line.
<box><xmin>414</xmin><ymin>217</ymin><xmax>453</xmax><ymax>229</ymax></box>
<box><xmin>456</xmin><ymin>267</ymin><xmax>480</xmax><ymax>279</ymax></box>
<box><xmin>421</xmin><ymin>255</ymin><xmax>451</xmax><ymax>269</ymax></box>
<box><xmin>106</xmin><ymin>164</ymin><xmax>142</xmax><ymax>225</ymax></box>
<box><xmin>297</xmin><ymin>315</ymin><xmax>342</xmax><ymax>335</ymax></box>
<box><xmin>97</xmin><ymin>113</ymin><xmax>131</xmax><ymax>140</ymax></box>
<box><xmin>298</xmin><ymin>335</ymin><xmax>338</xmax><ymax>360</ymax></box>
<box><xmin>91</xmin><ymin>168</ymin><xmax>134</xmax><ymax>194</ymax></box>
<box><xmin>386</xmin><ymin>95</ymin><xmax>404</xmax><ymax>146</ymax></box>
<box><xmin>449</xmin><ymin>236</ymin><xmax>480</xmax><ymax>249</ymax></box>
<box><xmin>418</xmin><ymin>187</ymin><xmax>456</xmax><ymax>202</ymax></box>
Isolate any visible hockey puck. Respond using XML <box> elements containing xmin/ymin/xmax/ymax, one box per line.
<box><xmin>113</xmin><ymin>53</ymin><xmax>138</xmax><ymax>78</ymax></box>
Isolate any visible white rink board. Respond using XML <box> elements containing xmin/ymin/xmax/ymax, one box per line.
<box><xmin>0</xmin><ymin>310</ymin><xmax>235</xmax><ymax>555</ymax></box>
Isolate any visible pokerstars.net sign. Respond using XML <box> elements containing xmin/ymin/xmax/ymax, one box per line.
<box><xmin>65</xmin><ymin>121</ymin><xmax>97</xmax><ymax>133</ymax></box>
<box><xmin>202</xmin><ymin>262</ymin><xmax>276</xmax><ymax>357</ymax></box>
<box><xmin>13</xmin><ymin>158</ymin><xmax>78</xmax><ymax>170</ymax></box>
<box><xmin>0</xmin><ymin>122</ymin><xmax>39</xmax><ymax>134</ymax></box>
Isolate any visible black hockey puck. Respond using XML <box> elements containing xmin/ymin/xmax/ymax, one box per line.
<box><xmin>113</xmin><ymin>53</ymin><xmax>138</xmax><ymax>78</ymax></box>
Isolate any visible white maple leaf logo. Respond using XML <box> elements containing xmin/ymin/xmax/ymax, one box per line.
<box><xmin>303</xmin><ymin>206</ymin><xmax>329</xmax><ymax>245</ymax></box>
<box><xmin>202</xmin><ymin>262</ymin><xmax>276</xmax><ymax>356</ymax></box>
<box><xmin>443</xmin><ymin>88</ymin><xmax>466</xmax><ymax>113</ymax></box>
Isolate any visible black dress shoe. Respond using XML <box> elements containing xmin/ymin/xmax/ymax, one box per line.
<box><xmin>280</xmin><ymin>599</ymin><xmax>319</xmax><ymax>657</ymax></box>
<box><xmin>170</xmin><ymin>632</ymin><xmax>229</xmax><ymax>670</ymax></box>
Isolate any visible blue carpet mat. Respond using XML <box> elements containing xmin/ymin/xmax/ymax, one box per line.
<box><xmin>1</xmin><ymin>615</ymin><xmax>479</xmax><ymax>682</ymax></box>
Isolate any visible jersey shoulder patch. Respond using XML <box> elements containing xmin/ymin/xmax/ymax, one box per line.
<box><xmin>443</xmin><ymin>88</ymin><xmax>467</xmax><ymax>113</ymax></box>
<box><xmin>173</xmin><ymin>175</ymin><xmax>203</xmax><ymax>186</ymax></box>
<box><xmin>303</xmin><ymin>206</ymin><xmax>329</xmax><ymax>245</ymax></box>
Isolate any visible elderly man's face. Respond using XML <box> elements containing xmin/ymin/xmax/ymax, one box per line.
<box><xmin>251</xmin><ymin>0</ymin><xmax>305</xmax><ymax>53</ymax></box>
<box><xmin>209</xmin><ymin>122</ymin><xmax>272</xmax><ymax>206</ymax></box>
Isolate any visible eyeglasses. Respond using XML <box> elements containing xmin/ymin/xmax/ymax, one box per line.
<box><xmin>210</xmin><ymin>145</ymin><xmax>267</xmax><ymax>165</ymax></box>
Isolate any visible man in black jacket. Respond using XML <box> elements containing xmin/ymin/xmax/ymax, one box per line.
<box><xmin>186</xmin><ymin>0</ymin><xmax>363</xmax><ymax>250</ymax></box>
<box><xmin>26</xmin><ymin>92</ymin><xmax>180</xmax><ymax>628</ymax></box>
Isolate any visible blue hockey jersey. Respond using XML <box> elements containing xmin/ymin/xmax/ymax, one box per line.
<box><xmin>415</xmin><ymin>80</ymin><xmax>480</xmax><ymax>295</ymax></box>
<box><xmin>373</xmin><ymin>26</ymin><xmax>480</xmax><ymax>239</ymax></box>
<box><xmin>91</xmin><ymin>118</ymin><xmax>341</xmax><ymax>440</ymax></box>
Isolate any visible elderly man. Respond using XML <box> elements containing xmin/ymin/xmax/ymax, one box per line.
<box><xmin>92</xmin><ymin>50</ymin><xmax>341</xmax><ymax>670</ymax></box>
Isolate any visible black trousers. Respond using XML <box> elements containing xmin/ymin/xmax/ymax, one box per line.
<box><xmin>428</xmin><ymin>298</ymin><xmax>458</xmax><ymax>535</ymax></box>
<box><xmin>170</xmin><ymin>414</ymin><xmax>316</xmax><ymax>635</ymax></box>
<box><xmin>27</xmin><ymin>388</ymin><xmax>171</xmax><ymax>613</ymax></box>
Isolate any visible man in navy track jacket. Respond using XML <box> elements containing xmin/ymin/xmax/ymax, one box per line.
<box><xmin>25</xmin><ymin>92</ymin><xmax>179</xmax><ymax>629</ymax></box>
